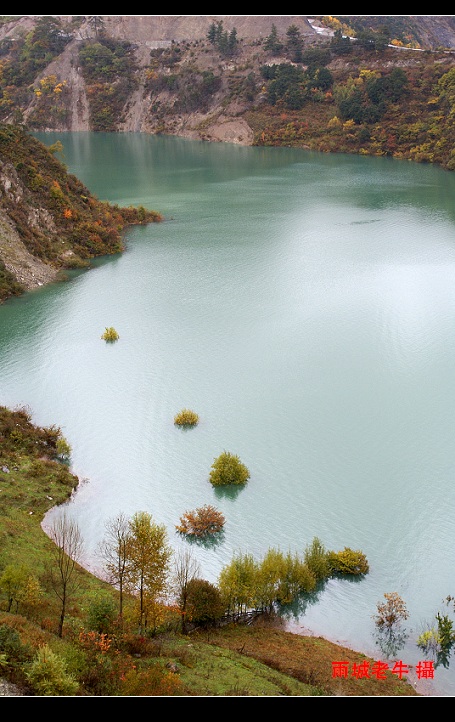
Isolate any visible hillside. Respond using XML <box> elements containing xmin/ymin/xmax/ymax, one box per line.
<box><xmin>0</xmin><ymin>16</ymin><xmax>454</xmax><ymax>167</ymax></box>
<box><xmin>0</xmin><ymin>124</ymin><xmax>162</xmax><ymax>302</ymax></box>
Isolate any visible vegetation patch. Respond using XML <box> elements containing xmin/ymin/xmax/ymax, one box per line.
<box><xmin>173</xmin><ymin>408</ymin><xmax>199</xmax><ymax>427</ymax></box>
<box><xmin>209</xmin><ymin>451</ymin><xmax>250</xmax><ymax>487</ymax></box>
<box><xmin>101</xmin><ymin>326</ymin><xmax>119</xmax><ymax>342</ymax></box>
<box><xmin>176</xmin><ymin>504</ymin><xmax>225</xmax><ymax>538</ymax></box>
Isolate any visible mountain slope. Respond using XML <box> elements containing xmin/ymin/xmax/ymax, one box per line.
<box><xmin>0</xmin><ymin>124</ymin><xmax>162</xmax><ymax>302</ymax></box>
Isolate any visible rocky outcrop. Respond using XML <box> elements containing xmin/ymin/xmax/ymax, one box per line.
<box><xmin>0</xmin><ymin>208</ymin><xmax>59</xmax><ymax>291</ymax></box>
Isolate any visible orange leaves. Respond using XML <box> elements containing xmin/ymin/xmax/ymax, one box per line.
<box><xmin>176</xmin><ymin>504</ymin><xmax>225</xmax><ymax>537</ymax></box>
<box><xmin>78</xmin><ymin>630</ymin><xmax>112</xmax><ymax>654</ymax></box>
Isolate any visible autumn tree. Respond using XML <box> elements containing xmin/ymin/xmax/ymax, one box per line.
<box><xmin>0</xmin><ymin>564</ymin><xmax>42</xmax><ymax>614</ymax></box>
<box><xmin>374</xmin><ymin>592</ymin><xmax>409</xmax><ymax>631</ymax></box>
<box><xmin>252</xmin><ymin>548</ymin><xmax>316</xmax><ymax>613</ymax></box>
<box><xmin>218</xmin><ymin>552</ymin><xmax>258</xmax><ymax>618</ymax></box>
<box><xmin>98</xmin><ymin>512</ymin><xmax>131</xmax><ymax>624</ymax></box>
<box><xmin>46</xmin><ymin>511</ymin><xmax>84</xmax><ymax>637</ymax></box>
<box><xmin>304</xmin><ymin>537</ymin><xmax>331</xmax><ymax>582</ymax></box>
<box><xmin>175</xmin><ymin>504</ymin><xmax>225</xmax><ymax>538</ymax></box>
<box><xmin>173</xmin><ymin>408</ymin><xmax>199</xmax><ymax>427</ymax></box>
<box><xmin>417</xmin><ymin>596</ymin><xmax>455</xmax><ymax>668</ymax></box>
<box><xmin>172</xmin><ymin>547</ymin><xmax>201</xmax><ymax>633</ymax></box>
<box><xmin>125</xmin><ymin>511</ymin><xmax>173</xmax><ymax>634</ymax></box>
<box><xmin>373</xmin><ymin>592</ymin><xmax>409</xmax><ymax>658</ymax></box>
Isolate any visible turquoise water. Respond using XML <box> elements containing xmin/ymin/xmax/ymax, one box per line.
<box><xmin>3</xmin><ymin>131</ymin><xmax>455</xmax><ymax>694</ymax></box>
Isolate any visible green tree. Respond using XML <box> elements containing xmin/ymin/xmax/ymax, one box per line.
<box><xmin>309</xmin><ymin>67</ymin><xmax>333</xmax><ymax>92</ymax></box>
<box><xmin>285</xmin><ymin>24</ymin><xmax>303</xmax><ymax>63</ymax></box>
<box><xmin>264</xmin><ymin>24</ymin><xmax>283</xmax><ymax>55</ymax></box>
<box><xmin>209</xmin><ymin>451</ymin><xmax>250</xmax><ymax>487</ymax></box>
<box><xmin>186</xmin><ymin>578</ymin><xmax>225</xmax><ymax>627</ymax></box>
<box><xmin>277</xmin><ymin>551</ymin><xmax>316</xmax><ymax>602</ymax></box>
<box><xmin>0</xmin><ymin>625</ymin><xmax>32</xmax><ymax>671</ymax></box>
<box><xmin>125</xmin><ymin>511</ymin><xmax>173</xmax><ymax>634</ymax></box>
<box><xmin>86</xmin><ymin>592</ymin><xmax>117</xmax><ymax>634</ymax></box>
<box><xmin>255</xmin><ymin>549</ymin><xmax>316</xmax><ymax>611</ymax></box>
<box><xmin>218</xmin><ymin>552</ymin><xmax>258</xmax><ymax>617</ymax></box>
<box><xmin>303</xmin><ymin>537</ymin><xmax>331</xmax><ymax>582</ymax></box>
<box><xmin>266</xmin><ymin>63</ymin><xmax>306</xmax><ymax>108</ymax></box>
<box><xmin>55</xmin><ymin>435</ymin><xmax>71</xmax><ymax>461</ymax></box>
<box><xmin>417</xmin><ymin>597</ymin><xmax>455</xmax><ymax>668</ymax></box>
<box><xmin>207</xmin><ymin>20</ymin><xmax>223</xmax><ymax>45</ymax></box>
<box><xmin>0</xmin><ymin>564</ymin><xmax>42</xmax><ymax>613</ymax></box>
<box><xmin>87</xmin><ymin>16</ymin><xmax>105</xmax><ymax>38</ymax></box>
<box><xmin>254</xmin><ymin>548</ymin><xmax>284</xmax><ymax>613</ymax></box>
<box><xmin>330</xmin><ymin>28</ymin><xmax>353</xmax><ymax>56</ymax></box>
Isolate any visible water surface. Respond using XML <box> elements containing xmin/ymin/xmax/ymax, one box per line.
<box><xmin>2</xmin><ymin>132</ymin><xmax>455</xmax><ymax>695</ymax></box>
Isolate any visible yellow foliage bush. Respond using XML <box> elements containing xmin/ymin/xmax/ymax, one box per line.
<box><xmin>174</xmin><ymin>408</ymin><xmax>199</xmax><ymax>426</ymax></box>
<box><xmin>101</xmin><ymin>327</ymin><xmax>119</xmax><ymax>342</ymax></box>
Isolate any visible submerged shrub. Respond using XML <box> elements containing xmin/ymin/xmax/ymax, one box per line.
<box><xmin>101</xmin><ymin>326</ymin><xmax>119</xmax><ymax>342</ymax></box>
<box><xmin>209</xmin><ymin>451</ymin><xmax>250</xmax><ymax>487</ymax></box>
<box><xmin>176</xmin><ymin>504</ymin><xmax>225</xmax><ymax>537</ymax></box>
<box><xmin>174</xmin><ymin>408</ymin><xmax>199</xmax><ymax>426</ymax></box>
<box><xmin>327</xmin><ymin>547</ymin><xmax>369</xmax><ymax>576</ymax></box>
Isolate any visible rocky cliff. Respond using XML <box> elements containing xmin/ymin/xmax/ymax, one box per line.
<box><xmin>2</xmin><ymin>15</ymin><xmax>455</xmax><ymax>140</ymax></box>
<box><xmin>0</xmin><ymin>124</ymin><xmax>162</xmax><ymax>302</ymax></box>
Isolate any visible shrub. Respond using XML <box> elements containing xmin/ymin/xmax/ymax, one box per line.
<box><xmin>176</xmin><ymin>504</ymin><xmax>225</xmax><ymax>537</ymax></box>
<box><xmin>0</xmin><ymin>624</ymin><xmax>32</xmax><ymax>668</ymax></box>
<box><xmin>373</xmin><ymin>592</ymin><xmax>408</xmax><ymax>631</ymax></box>
<box><xmin>86</xmin><ymin>594</ymin><xmax>117</xmax><ymax>634</ymax></box>
<box><xmin>101</xmin><ymin>326</ymin><xmax>119</xmax><ymax>342</ymax></box>
<box><xmin>209</xmin><ymin>451</ymin><xmax>250</xmax><ymax>487</ymax></box>
<box><xmin>120</xmin><ymin>665</ymin><xmax>183</xmax><ymax>696</ymax></box>
<box><xmin>55</xmin><ymin>436</ymin><xmax>71</xmax><ymax>461</ymax></box>
<box><xmin>174</xmin><ymin>408</ymin><xmax>199</xmax><ymax>426</ymax></box>
<box><xmin>25</xmin><ymin>644</ymin><xmax>79</xmax><ymax>696</ymax></box>
<box><xmin>327</xmin><ymin>547</ymin><xmax>369</xmax><ymax>576</ymax></box>
<box><xmin>186</xmin><ymin>578</ymin><xmax>225</xmax><ymax>626</ymax></box>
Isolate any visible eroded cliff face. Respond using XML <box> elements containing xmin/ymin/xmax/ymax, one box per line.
<box><xmin>3</xmin><ymin>16</ymin><xmax>455</xmax><ymax>142</ymax></box>
<box><xmin>0</xmin><ymin>16</ymin><xmax>317</xmax><ymax>139</ymax></box>
<box><xmin>78</xmin><ymin>15</ymin><xmax>314</xmax><ymax>43</ymax></box>
<box><xmin>0</xmin><ymin>161</ymin><xmax>60</xmax><ymax>290</ymax></box>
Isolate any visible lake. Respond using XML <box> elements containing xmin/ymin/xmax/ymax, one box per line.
<box><xmin>2</xmin><ymin>131</ymin><xmax>455</xmax><ymax>695</ymax></box>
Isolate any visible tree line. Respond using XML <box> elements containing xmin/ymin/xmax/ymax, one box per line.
<box><xmin>0</xmin><ymin>509</ymin><xmax>370</xmax><ymax>639</ymax></box>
